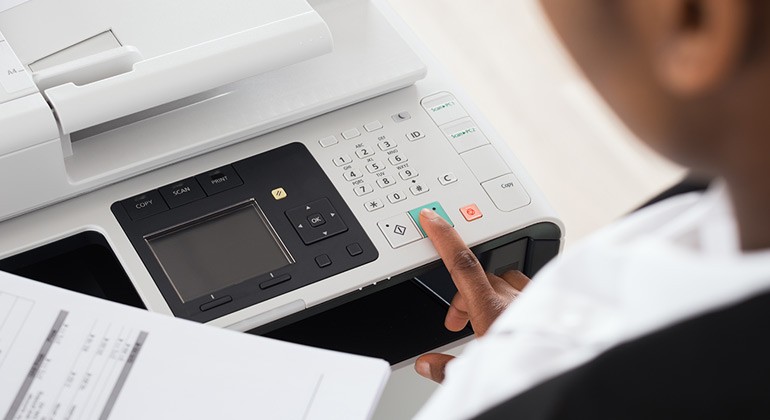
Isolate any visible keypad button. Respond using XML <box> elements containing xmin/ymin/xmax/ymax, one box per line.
<box><xmin>387</xmin><ymin>191</ymin><xmax>407</xmax><ymax>204</ymax></box>
<box><xmin>482</xmin><ymin>174</ymin><xmax>532</xmax><ymax>212</ymax></box>
<box><xmin>260</xmin><ymin>274</ymin><xmax>291</xmax><ymax>290</ymax></box>
<box><xmin>285</xmin><ymin>198</ymin><xmax>348</xmax><ymax>245</ymax></box>
<box><xmin>388</xmin><ymin>154</ymin><xmax>408</xmax><ymax>165</ymax></box>
<box><xmin>315</xmin><ymin>254</ymin><xmax>332</xmax><ymax>268</ymax></box>
<box><xmin>376</xmin><ymin>176</ymin><xmax>397</xmax><ymax>189</ymax></box>
<box><xmin>410</xmin><ymin>183</ymin><xmax>430</xmax><ymax>196</ymax></box>
<box><xmin>271</xmin><ymin>187</ymin><xmax>288</xmax><ymax>201</ymax></box>
<box><xmin>122</xmin><ymin>190</ymin><xmax>169</xmax><ymax>221</ymax></box>
<box><xmin>354</xmin><ymin>184</ymin><xmax>374</xmax><ymax>196</ymax></box>
<box><xmin>408</xmin><ymin>202</ymin><xmax>454</xmax><ymax>237</ymax></box>
<box><xmin>319</xmin><ymin>135</ymin><xmax>339</xmax><ymax>148</ymax></box>
<box><xmin>377</xmin><ymin>140</ymin><xmax>397</xmax><ymax>151</ymax></box>
<box><xmin>438</xmin><ymin>172</ymin><xmax>458</xmax><ymax>186</ymax></box>
<box><xmin>399</xmin><ymin>168</ymin><xmax>419</xmax><ymax>180</ymax></box>
<box><xmin>342</xmin><ymin>128</ymin><xmax>361</xmax><ymax>140</ymax></box>
<box><xmin>159</xmin><ymin>178</ymin><xmax>206</xmax><ymax>208</ymax></box>
<box><xmin>460</xmin><ymin>204</ymin><xmax>483</xmax><ymax>222</ymax></box>
<box><xmin>392</xmin><ymin>111</ymin><xmax>412</xmax><ymax>123</ymax></box>
<box><xmin>333</xmin><ymin>154</ymin><xmax>353</xmax><ymax>167</ymax></box>
<box><xmin>346</xmin><ymin>243</ymin><xmax>364</xmax><ymax>256</ymax></box>
<box><xmin>364</xmin><ymin>199</ymin><xmax>385</xmax><ymax>212</ymax></box>
<box><xmin>200</xmin><ymin>296</ymin><xmax>233</xmax><ymax>312</ymax></box>
<box><xmin>377</xmin><ymin>213</ymin><xmax>423</xmax><ymax>249</ymax></box>
<box><xmin>308</xmin><ymin>213</ymin><xmax>326</xmax><ymax>228</ymax></box>
<box><xmin>421</xmin><ymin>92</ymin><xmax>468</xmax><ymax>126</ymax></box>
<box><xmin>355</xmin><ymin>147</ymin><xmax>375</xmax><ymax>159</ymax></box>
<box><xmin>406</xmin><ymin>130</ymin><xmax>425</xmax><ymax>142</ymax></box>
<box><xmin>343</xmin><ymin>169</ymin><xmax>364</xmax><ymax>181</ymax></box>
<box><xmin>366</xmin><ymin>161</ymin><xmax>385</xmax><ymax>173</ymax></box>
<box><xmin>196</xmin><ymin>166</ymin><xmax>243</xmax><ymax>196</ymax></box>
<box><xmin>364</xmin><ymin>121</ymin><xmax>383</xmax><ymax>132</ymax></box>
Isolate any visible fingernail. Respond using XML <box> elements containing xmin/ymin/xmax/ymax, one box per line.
<box><xmin>420</xmin><ymin>208</ymin><xmax>439</xmax><ymax>220</ymax></box>
<box><xmin>415</xmin><ymin>360</ymin><xmax>431</xmax><ymax>378</ymax></box>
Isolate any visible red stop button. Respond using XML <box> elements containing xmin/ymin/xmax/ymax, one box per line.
<box><xmin>460</xmin><ymin>204</ymin><xmax>483</xmax><ymax>222</ymax></box>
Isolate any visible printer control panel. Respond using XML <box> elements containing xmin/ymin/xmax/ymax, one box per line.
<box><xmin>112</xmin><ymin>143</ymin><xmax>378</xmax><ymax>323</ymax></box>
<box><xmin>313</xmin><ymin>91</ymin><xmax>532</xmax><ymax>251</ymax></box>
<box><xmin>111</xmin><ymin>90</ymin><xmax>536</xmax><ymax>323</ymax></box>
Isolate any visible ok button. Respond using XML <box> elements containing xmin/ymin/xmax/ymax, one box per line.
<box><xmin>308</xmin><ymin>213</ymin><xmax>326</xmax><ymax>228</ymax></box>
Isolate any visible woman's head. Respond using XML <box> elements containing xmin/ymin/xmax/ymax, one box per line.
<box><xmin>539</xmin><ymin>0</ymin><xmax>770</xmax><ymax>179</ymax></box>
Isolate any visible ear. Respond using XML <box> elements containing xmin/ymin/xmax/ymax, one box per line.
<box><xmin>626</xmin><ymin>0</ymin><xmax>750</xmax><ymax>97</ymax></box>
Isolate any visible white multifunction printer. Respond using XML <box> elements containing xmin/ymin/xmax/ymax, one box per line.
<box><xmin>0</xmin><ymin>0</ymin><xmax>563</xmax><ymax>366</ymax></box>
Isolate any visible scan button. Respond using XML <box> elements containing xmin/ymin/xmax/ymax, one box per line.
<box><xmin>159</xmin><ymin>178</ymin><xmax>206</xmax><ymax>208</ymax></box>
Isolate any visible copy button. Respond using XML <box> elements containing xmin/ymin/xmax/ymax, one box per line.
<box><xmin>121</xmin><ymin>190</ymin><xmax>168</xmax><ymax>221</ymax></box>
<box><xmin>482</xmin><ymin>174</ymin><xmax>531</xmax><ymax>212</ymax></box>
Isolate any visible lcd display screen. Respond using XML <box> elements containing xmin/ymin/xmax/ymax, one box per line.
<box><xmin>146</xmin><ymin>201</ymin><xmax>292</xmax><ymax>303</ymax></box>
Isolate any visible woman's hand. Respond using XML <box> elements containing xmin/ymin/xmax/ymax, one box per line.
<box><xmin>414</xmin><ymin>208</ymin><xmax>531</xmax><ymax>383</ymax></box>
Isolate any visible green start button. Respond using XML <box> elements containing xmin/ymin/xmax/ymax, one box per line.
<box><xmin>408</xmin><ymin>201</ymin><xmax>454</xmax><ymax>237</ymax></box>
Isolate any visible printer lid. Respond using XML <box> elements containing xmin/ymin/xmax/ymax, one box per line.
<box><xmin>0</xmin><ymin>0</ymin><xmax>332</xmax><ymax>136</ymax></box>
<box><xmin>0</xmin><ymin>0</ymin><xmax>427</xmax><ymax>223</ymax></box>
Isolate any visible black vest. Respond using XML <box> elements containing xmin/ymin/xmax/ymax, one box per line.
<box><xmin>473</xmin><ymin>290</ymin><xmax>770</xmax><ymax>419</ymax></box>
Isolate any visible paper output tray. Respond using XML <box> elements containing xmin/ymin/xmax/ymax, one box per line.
<box><xmin>0</xmin><ymin>223</ymin><xmax>561</xmax><ymax>365</ymax></box>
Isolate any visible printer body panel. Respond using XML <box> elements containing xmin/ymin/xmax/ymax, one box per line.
<box><xmin>0</xmin><ymin>80</ymin><xmax>562</xmax><ymax>330</ymax></box>
<box><xmin>0</xmin><ymin>0</ymin><xmax>564</xmax><ymax>336</ymax></box>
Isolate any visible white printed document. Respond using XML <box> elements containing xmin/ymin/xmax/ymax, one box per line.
<box><xmin>0</xmin><ymin>271</ymin><xmax>390</xmax><ymax>420</ymax></box>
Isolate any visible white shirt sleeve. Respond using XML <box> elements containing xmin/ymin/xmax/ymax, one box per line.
<box><xmin>414</xmin><ymin>187</ymin><xmax>770</xmax><ymax>420</ymax></box>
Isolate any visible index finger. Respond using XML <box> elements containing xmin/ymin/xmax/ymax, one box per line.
<box><xmin>419</xmin><ymin>208</ymin><xmax>495</xmax><ymax>310</ymax></box>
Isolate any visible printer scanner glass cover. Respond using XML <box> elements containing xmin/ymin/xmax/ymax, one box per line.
<box><xmin>146</xmin><ymin>201</ymin><xmax>293</xmax><ymax>303</ymax></box>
